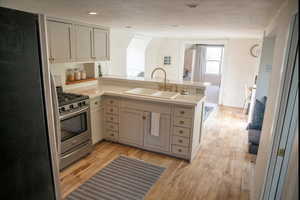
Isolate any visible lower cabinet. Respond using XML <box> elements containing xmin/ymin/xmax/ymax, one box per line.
<box><xmin>119</xmin><ymin>108</ymin><xmax>144</xmax><ymax>146</ymax></box>
<box><xmin>90</xmin><ymin>107</ymin><xmax>103</xmax><ymax>144</ymax></box>
<box><xmin>144</xmin><ymin>112</ymin><xmax>171</xmax><ymax>152</ymax></box>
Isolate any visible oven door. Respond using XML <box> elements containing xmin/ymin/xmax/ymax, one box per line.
<box><xmin>60</xmin><ymin>107</ymin><xmax>91</xmax><ymax>154</ymax></box>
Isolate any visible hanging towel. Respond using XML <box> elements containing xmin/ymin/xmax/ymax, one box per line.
<box><xmin>150</xmin><ymin>112</ymin><xmax>160</xmax><ymax>136</ymax></box>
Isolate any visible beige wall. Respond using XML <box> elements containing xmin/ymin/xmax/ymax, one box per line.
<box><xmin>253</xmin><ymin>0</ymin><xmax>298</xmax><ymax>199</ymax></box>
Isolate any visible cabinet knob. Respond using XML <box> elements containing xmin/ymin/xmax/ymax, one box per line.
<box><xmin>110</xmin><ymin>109</ymin><xmax>113</xmax><ymax>112</ymax></box>
<box><xmin>110</xmin><ymin>100</ymin><xmax>114</xmax><ymax>104</ymax></box>
<box><xmin>95</xmin><ymin>102</ymin><xmax>98</xmax><ymax>105</ymax></box>
<box><xmin>110</xmin><ymin>117</ymin><xmax>113</xmax><ymax>121</ymax></box>
<box><xmin>180</xmin><ymin>111</ymin><xmax>185</xmax><ymax>114</ymax></box>
<box><xmin>178</xmin><ymin>140</ymin><xmax>183</xmax><ymax>143</ymax></box>
<box><xmin>179</xmin><ymin>130</ymin><xmax>183</xmax><ymax>134</ymax></box>
<box><xmin>142</xmin><ymin>116</ymin><xmax>146</xmax><ymax>120</ymax></box>
<box><xmin>178</xmin><ymin>149</ymin><xmax>182</xmax><ymax>152</ymax></box>
<box><xmin>110</xmin><ymin>133</ymin><xmax>114</xmax><ymax>137</ymax></box>
<box><xmin>180</xmin><ymin>120</ymin><xmax>184</xmax><ymax>124</ymax></box>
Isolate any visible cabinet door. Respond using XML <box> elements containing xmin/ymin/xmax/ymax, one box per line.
<box><xmin>91</xmin><ymin>107</ymin><xmax>103</xmax><ymax>144</ymax></box>
<box><xmin>93</xmin><ymin>28</ymin><xmax>109</xmax><ymax>60</ymax></box>
<box><xmin>75</xmin><ymin>25</ymin><xmax>92</xmax><ymax>62</ymax></box>
<box><xmin>119</xmin><ymin>108</ymin><xmax>144</xmax><ymax>146</ymax></box>
<box><xmin>144</xmin><ymin>112</ymin><xmax>171</xmax><ymax>152</ymax></box>
<box><xmin>47</xmin><ymin>20</ymin><xmax>74</xmax><ymax>63</ymax></box>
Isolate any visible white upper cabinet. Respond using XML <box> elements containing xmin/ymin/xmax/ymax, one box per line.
<box><xmin>92</xmin><ymin>28</ymin><xmax>109</xmax><ymax>61</ymax></box>
<box><xmin>47</xmin><ymin>20</ymin><xmax>74</xmax><ymax>63</ymax></box>
<box><xmin>47</xmin><ymin>18</ymin><xmax>109</xmax><ymax>63</ymax></box>
<box><xmin>75</xmin><ymin>25</ymin><xmax>93</xmax><ymax>62</ymax></box>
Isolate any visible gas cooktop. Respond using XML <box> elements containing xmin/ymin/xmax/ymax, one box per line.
<box><xmin>56</xmin><ymin>87</ymin><xmax>89</xmax><ymax>106</ymax></box>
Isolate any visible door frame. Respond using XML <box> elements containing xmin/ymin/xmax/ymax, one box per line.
<box><xmin>260</xmin><ymin>13</ymin><xmax>298</xmax><ymax>200</ymax></box>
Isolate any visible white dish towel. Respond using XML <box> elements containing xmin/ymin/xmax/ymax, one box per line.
<box><xmin>150</xmin><ymin>112</ymin><xmax>160</xmax><ymax>137</ymax></box>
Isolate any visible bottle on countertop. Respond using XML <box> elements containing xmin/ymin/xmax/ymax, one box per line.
<box><xmin>98</xmin><ymin>64</ymin><xmax>102</xmax><ymax>77</ymax></box>
<box><xmin>66</xmin><ymin>69</ymin><xmax>75</xmax><ymax>82</ymax></box>
<box><xmin>74</xmin><ymin>69</ymin><xmax>81</xmax><ymax>81</ymax></box>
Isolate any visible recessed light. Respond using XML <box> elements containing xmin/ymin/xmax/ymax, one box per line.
<box><xmin>88</xmin><ymin>11</ymin><xmax>98</xmax><ymax>15</ymax></box>
<box><xmin>171</xmin><ymin>25</ymin><xmax>179</xmax><ymax>27</ymax></box>
<box><xmin>125</xmin><ymin>26</ymin><xmax>132</xmax><ymax>29</ymax></box>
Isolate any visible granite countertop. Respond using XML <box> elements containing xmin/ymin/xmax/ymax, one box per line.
<box><xmin>99</xmin><ymin>75</ymin><xmax>211</xmax><ymax>88</ymax></box>
<box><xmin>67</xmin><ymin>85</ymin><xmax>205</xmax><ymax>106</ymax></box>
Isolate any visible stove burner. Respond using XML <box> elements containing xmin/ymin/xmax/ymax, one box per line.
<box><xmin>57</xmin><ymin>92</ymin><xmax>89</xmax><ymax>106</ymax></box>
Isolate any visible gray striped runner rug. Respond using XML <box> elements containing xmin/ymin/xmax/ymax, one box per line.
<box><xmin>65</xmin><ymin>155</ymin><xmax>165</xmax><ymax>200</ymax></box>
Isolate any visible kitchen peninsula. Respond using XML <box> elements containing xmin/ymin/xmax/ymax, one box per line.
<box><xmin>67</xmin><ymin>75</ymin><xmax>207</xmax><ymax>161</ymax></box>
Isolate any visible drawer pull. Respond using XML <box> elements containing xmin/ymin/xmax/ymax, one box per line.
<box><xmin>178</xmin><ymin>149</ymin><xmax>182</xmax><ymax>152</ymax></box>
<box><xmin>180</xmin><ymin>111</ymin><xmax>185</xmax><ymax>114</ymax></box>
<box><xmin>180</xmin><ymin>120</ymin><xmax>184</xmax><ymax>124</ymax></box>
<box><xmin>178</xmin><ymin>139</ymin><xmax>183</xmax><ymax>143</ymax></box>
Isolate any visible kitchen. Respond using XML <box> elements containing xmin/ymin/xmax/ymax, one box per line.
<box><xmin>1</xmin><ymin>0</ymin><xmax>297</xmax><ymax>199</ymax></box>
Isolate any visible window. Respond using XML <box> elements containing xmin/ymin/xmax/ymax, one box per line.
<box><xmin>127</xmin><ymin>36</ymin><xmax>151</xmax><ymax>77</ymax></box>
<box><xmin>205</xmin><ymin>47</ymin><xmax>223</xmax><ymax>74</ymax></box>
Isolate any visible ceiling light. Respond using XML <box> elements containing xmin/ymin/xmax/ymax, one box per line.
<box><xmin>185</xmin><ymin>3</ymin><xmax>198</xmax><ymax>8</ymax></box>
<box><xmin>171</xmin><ymin>25</ymin><xmax>179</xmax><ymax>27</ymax></box>
<box><xmin>88</xmin><ymin>11</ymin><xmax>98</xmax><ymax>15</ymax></box>
<box><xmin>125</xmin><ymin>26</ymin><xmax>132</xmax><ymax>29</ymax></box>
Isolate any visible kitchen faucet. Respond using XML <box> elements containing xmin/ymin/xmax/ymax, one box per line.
<box><xmin>151</xmin><ymin>67</ymin><xmax>167</xmax><ymax>91</ymax></box>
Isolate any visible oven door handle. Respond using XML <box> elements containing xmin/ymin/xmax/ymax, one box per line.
<box><xmin>60</xmin><ymin>107</ymin><xmax>89</xmax><ymax>120</ymax></box>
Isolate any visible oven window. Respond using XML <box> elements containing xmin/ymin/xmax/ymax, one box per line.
<box><xmin>61</xmin><ymin>112</ymin><xmax>87</xmax><ymax>141</ymax></box>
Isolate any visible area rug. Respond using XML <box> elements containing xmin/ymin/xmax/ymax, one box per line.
<box><xmin>65</xmin><ymin>155</ymin><xmax>165</xmax><ymax>200</ymax></box>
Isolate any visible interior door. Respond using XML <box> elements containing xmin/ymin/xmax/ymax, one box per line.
<box><xmin>119</xmin><ymin>108</ymin><xmax>144</xmax><ymax>146</ymax></box>
<box><xmin>93</xmin><ymin>28</ymin><xmax>109</xmax><ymax>60</ymax></box>
<box><xmin>0</xmin><ymin>7</ymin><xmax>56</xmax><ymax>200</ymax></box>
<box><xmin>144</xmin><ymin>112</ymin><xmax>171</xmax><ymax>152</ymax></box>
<box><xmin>75</xmin><ymin>24</ymin><xmax>92</xmax><ymax>61</ymax></box>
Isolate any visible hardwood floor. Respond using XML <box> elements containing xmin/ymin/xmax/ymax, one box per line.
<box><xmin>60</xmin><ymin>106</ymin><xmax>256</xmax><ymax>200</ymax></box>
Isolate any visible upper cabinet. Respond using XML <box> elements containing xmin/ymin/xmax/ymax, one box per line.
<box><xmin>47</xmin><ymin>20</ymin><xmax>74</xmax><ymax>63</ymax></box>
<box><xmin>75</xmin><ymin>25</ymin><xmax>93</xmax><ymax>62</ymax></box>
<box><xmin>47</xmin><ymin>18</ymin><xmax>110</xmax><ymax>64</ymax></box>
<box><xmin>92</xmin><ymin>28</ymin><xmax>110</xmax><ymax>60</ymax></box>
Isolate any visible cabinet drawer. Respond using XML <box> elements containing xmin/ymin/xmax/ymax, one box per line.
<box><xmin>174</xmin><ymin>107</ymin><xmax>193</xmax><ymax>118</ymax></box>
<box><xmin>172</xmin><ymin>136</ymin><xmax>189</xmax><ymax>147</ymax></box>
<box><xmin>174</xmin><ymin>117</ymin><xmax>192</xmax><ymax>128</ymax></box>
<box><xmin>105</xmin><ymin>114</ymin><xmax>119</xmax><ymax>123</ymax></box>
<box><xmin>105</xmin><ymin>130</ymin><xmax>118</xmax><ymax>141</ymax></box>
<box><xmin>90</xmin><ymin>97</ymin><xmax>102</xmax><ymax>110</ymax></box>
<box><xmin>105</xmin><ymin>122</ymin><xmax>119</xmax><ymax>132</ymax></box>
<box><xmin>171</xmin><ymin>145</ymin><xmax>189</xmax><ymax>156</ymax></box>
<box><xmin>173</xmin><ymin>126</ymin><xmax>191</xmax><ymax>138</ymax></box>
<box><xmin>105</xmin><ymin>106</ymin><xmax>119</xmax><ymax>115</ymax></box>
<box><xmin>105</xmin><ymin>98</ymin><xmax>119</xmax><ymax>107</ymax></box>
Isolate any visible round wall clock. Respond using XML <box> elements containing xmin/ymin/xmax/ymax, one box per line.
<box><xmin>250</xmin><ymin>44</ymin><xmax>261</xmax><ymax>58</ymax></box>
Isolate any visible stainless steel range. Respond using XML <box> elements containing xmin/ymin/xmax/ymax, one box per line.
<box><xmin>56</xmin><ymin>86</ymin><xmax>92</xmax><ymax>170</ymax></box>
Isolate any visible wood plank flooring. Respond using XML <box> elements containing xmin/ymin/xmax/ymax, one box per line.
<box><xmin>60</xmin><ymin>106</ymin><xmax>256</xmax><ymax>200</ymax></box>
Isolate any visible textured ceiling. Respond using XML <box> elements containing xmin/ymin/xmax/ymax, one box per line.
<box><xmin>1</xmin><ymin>0</ymin><xmax>283</xmax><ymax>38</ymax></box>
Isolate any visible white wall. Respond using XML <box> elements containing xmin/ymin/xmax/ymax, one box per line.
<box><xmin>145</xmin><ymin>38</ymin><xmax>184</xmax><ymax>80</ymax></box>
<box><xmin>255</xmin><ymin>36</ymin><xmax>276</xmax><ymax>100</ymax></box>
<box><xmin>253</xmin><ymin>0</ymin><xmax>298</xmax><ymax>199</ymax></box>
<box><xmin>144</xmin><ymin>38</ymin><xmax>261</xmax><ymax>108</ymax></box>
<box><xmin>221</xmin><ymin>39</ymin><xmax>261</xmax><ymax>108</ymax></box>
<box><xmin>106</xmin><ymin>29</ymin><xmax>134</xmax><ymax>76</ymax></box>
